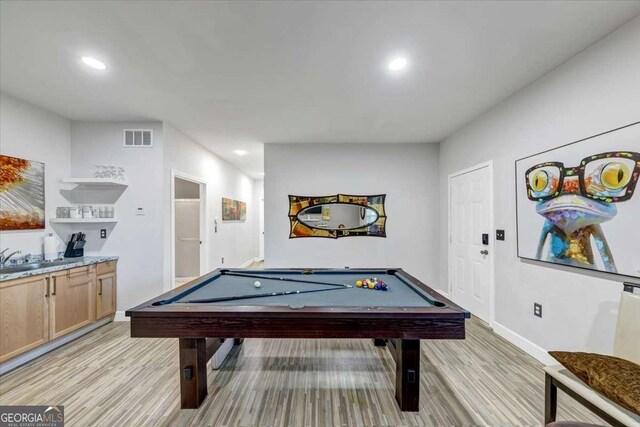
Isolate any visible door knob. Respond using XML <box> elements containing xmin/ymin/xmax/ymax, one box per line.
<box><xmin>480</xmin><ymin>250</ymin><xmax>489</xmax><ymax>255</ymax></box>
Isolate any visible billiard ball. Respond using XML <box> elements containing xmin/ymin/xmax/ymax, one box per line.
<box><xmin>356</xmin><ymin>280</ymin><xmax>363</xmax><ymax>287</ymax></box>
<box><xmin>254</xmin><ymin>280</ymin><xmax>261</xmax><ymax>288</ymax></box>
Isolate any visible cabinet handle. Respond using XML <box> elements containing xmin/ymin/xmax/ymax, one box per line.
<box><xmin>52</xmin><ymin>278</ymin><xmax>57</xmax><ymax>296</ymax></box>
<box><xmin>98</xmin><ymin>278</ymin><xmax>102</xmax><ymax>296</ymax></box>
<box><xmin>45</xmin><ymin>277</ymin><xmax>50</xmax><ymax>297</ymax></box>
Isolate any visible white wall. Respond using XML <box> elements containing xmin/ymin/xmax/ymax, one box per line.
<box><xmin>70</xmin><ymin>121</ymin><xmax>164</xmax><ymax>311</ymax></box>
<box><xmin>163</xmin><ymin>123</ymin><xmax>258</xmax><ymax>290</ymax></box>
<box><xmin>439</xmin><ymin>17</ymin><xmax>640</xmax><ymax>359</ymax></box>
<box><xmin>1</xmin><ymin>95</ymin><xmax>261</xmax><ymax>310</ymax></box>
<box><xmin>0</xmin><ymin>92</ymin><xmax>71</xmax><ymax>256</ymax></box>
<box><xmin>264</xmin><ymin>143</ymin><xmax>440</xmax><ymax>286</ymax></box>
<box><xmin>254</xmin><ymin>179</ymin><xmax>264</xmax><ymax>260</ymax></box>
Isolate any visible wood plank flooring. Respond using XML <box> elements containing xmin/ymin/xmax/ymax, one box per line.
<box><xmin>0</xmin><ymin>317</ymin><xmax>603</xmax><ymax>426</ymax></box>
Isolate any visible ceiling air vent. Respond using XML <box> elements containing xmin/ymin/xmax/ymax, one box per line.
<box><xmin>124</xmin><ymin>129</ymin><xmax>153</xmax><ymax>147</ymax></box>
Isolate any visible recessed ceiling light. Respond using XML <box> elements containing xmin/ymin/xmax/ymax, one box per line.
<box><xmin>233</xmin><ymin>149</ymin><xmax>248</xmax><ymax>156</ymax></box>
<box><xmin>81</xmin><ymin>56</ymin><xmax>107</xmax><ymax>70</ymax></box>
<box><xmin>388</xmin><ymin>57</ymin><xmax>408</xmax><ymax>71</ymax></box>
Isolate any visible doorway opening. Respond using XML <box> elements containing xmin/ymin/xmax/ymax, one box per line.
<box><xmin>171</xmin><ymin>171</ymin><xmax>207</xmax><ymax>289</ymax></box>
<box><xmin>448</xmin><ymin>161</ymin><xmax>495</xmax><ymax>326</ymax></box>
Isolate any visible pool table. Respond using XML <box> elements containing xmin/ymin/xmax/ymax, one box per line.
<box><xmin>126</xmin><ymin>268</ymin><xmax>470</xmax><ymax>412</ymax></box>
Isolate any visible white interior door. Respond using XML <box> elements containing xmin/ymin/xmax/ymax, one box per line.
<box><xmin>450</xmin><ymin>164</ymin><xmax>492</xmax><ymax>322</ymax></box>
<box><xmin>259</xmin><ymin>197</ymin><xmax>265</xmax><ymax>260</ymax></box>
<box><xmin>175</xmin><ymin>199</ymin><xmax>200</xmax><ymax>278</ymax></box>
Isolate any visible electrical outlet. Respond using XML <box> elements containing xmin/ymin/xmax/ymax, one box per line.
<box><xmin>534</xmin><ymin>303</ymin><xmax>542</xmax><ymax>318</ymax></box>
<box><xmin>221</xmin><ymin>257</ymin><xmax>224</xmax><ymax>264</ymax></box>
<box><xmin>496</xmin><ymin>229</ymin><xmax>505</xmax><ymax>241</ymax></box>
<box><xmin>100</xmin><ymin>229</ymin><xmax>107</xmax><ymax>239</ymax></box>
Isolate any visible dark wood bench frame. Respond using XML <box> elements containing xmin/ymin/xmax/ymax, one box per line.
<box><xmin>545</xmin><ymin>372</ymin><xmax>628</xmax><ymax>427</ymax></box>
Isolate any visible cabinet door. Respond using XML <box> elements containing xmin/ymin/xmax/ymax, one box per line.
<box><xmin>50</xmin><ymin>267</ymin><xmax>95</xmax><ymax>339</ymax></box>
<box><xmin>96</xmin><ymin>272</ymin><xmax>116</xmax><ymax>320</ymax></box>
<box><xmin>0</xmin><ymin>275</ymin><xmax>49</xmax><ymax>363</ymax></box>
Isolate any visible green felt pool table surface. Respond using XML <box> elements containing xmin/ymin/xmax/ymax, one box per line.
<box><xmin>153</xmin><ymin>269</ymin><xmax>449</xmax><ymax>308</ymax></box>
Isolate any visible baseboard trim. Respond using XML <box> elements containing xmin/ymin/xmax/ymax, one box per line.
<box><xmin>211</xmin><ymin>339</ymin><xmax>234</xmax><ymax>369</ymax></box>
<box><xmin>0</xmin><ymin>317</ymin><xmax>113</xmax><ymax>375</ymax></box>
<box><xmin>114</xmin><ymin>311</ymin><xmax>129</xmax><ymax>321</ymax></box>
<box><xmin>491</xmin><ymin>321</ymin><xmax>555</xmax><ymax>365</ymax></box>
<box><xmin>238</xmin><ymin>257</ymin><xmax>261</xmax><ymax>268</ymax></box>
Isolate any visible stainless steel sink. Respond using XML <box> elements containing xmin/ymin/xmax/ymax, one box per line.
<box><xmin>0</xmin><ymin>259</ymin><xmax>77</xmax><ymax>274</ymax></box>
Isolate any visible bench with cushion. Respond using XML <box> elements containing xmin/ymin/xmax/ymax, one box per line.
<box><xmin>545</xmin><ymin>288</ymin><xmax>640</xmax><ymax>427</ymax></box>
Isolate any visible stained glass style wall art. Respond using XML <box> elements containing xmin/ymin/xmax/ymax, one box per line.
<box><xmin>288</xmin><ymin>194</ymin><xmax>387</xmax><ymax>239</ymax></box>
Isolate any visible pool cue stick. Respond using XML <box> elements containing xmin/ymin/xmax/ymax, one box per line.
<box><xmin>221</xmin><ymin>271</ymin><xmax>348</xmax><ymax>288</ymax></box>
<box><xmin>183</xmin><ymin>284</ymin><xmax>352</xmax><ymax>304</ymax></box>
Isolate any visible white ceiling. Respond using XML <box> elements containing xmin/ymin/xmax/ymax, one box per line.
<box><xmin>2</xmin><ymin>1</ymin><xmax>639</xmax><ymax>178</ymax></box>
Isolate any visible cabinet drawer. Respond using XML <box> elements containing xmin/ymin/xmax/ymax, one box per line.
<box><xmin>51</xmin><ymin>265</ymin><xmax>92</xmax><ymax>277</ymax></box>
<box><xmin>97</xmin><ymin>261</ymin><xmax>117</xmax><ymax>275</ymax></box>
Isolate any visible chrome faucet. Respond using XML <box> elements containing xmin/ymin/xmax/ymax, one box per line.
<box><xmin>0</xmin><ymin>249</ymin><xmax>22</xmax><ymax>267</ymax></box>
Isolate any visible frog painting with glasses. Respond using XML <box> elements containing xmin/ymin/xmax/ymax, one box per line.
<box><xmin>525</xmin><ymin>151</ymin><xmax>640</xmax><ymax>272</ymax></box>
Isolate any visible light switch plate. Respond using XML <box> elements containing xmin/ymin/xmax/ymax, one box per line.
<box><xmin>496</xmin><ymin>229</ymin><xmax>505</xmax><ymax>241</ymax></box>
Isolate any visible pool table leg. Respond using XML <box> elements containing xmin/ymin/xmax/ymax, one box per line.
<box><xmin>179</xmin><ymin>338</ymin><xmax>208</xmax><ymax>409</ymax></box>
<box><xmin>395</xmin><ymin>339</ymin><xmax>420</xmax><ymax>412</ymax></box>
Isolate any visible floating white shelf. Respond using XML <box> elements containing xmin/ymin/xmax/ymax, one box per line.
<box><xmin>62</xmin><ymin>178</ymin><xmax>129</xmax><ymax>187</ymax></box>
<box><xmin>49</xmin><ymin>218</ymin><xmax>118</xmax><ymax>224</ymax></box>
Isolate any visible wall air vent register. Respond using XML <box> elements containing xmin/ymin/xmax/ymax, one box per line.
<box><xmin>124</xmin><ymin>129</ymin><xmax>153</xmax><ymax>147</ymax></box>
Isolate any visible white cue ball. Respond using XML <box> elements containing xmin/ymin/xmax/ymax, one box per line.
<box><xmin>254</xmin><ymin>280</ymin><xmax>261</xmax><ymax>288</ymax></box>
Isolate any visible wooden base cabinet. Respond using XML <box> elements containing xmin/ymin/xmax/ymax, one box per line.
<box><xmin>96</xmin><ymin>260</ymin><xmax>117</xmax><ymax>319</ymax></box>
<box><xmin>50</xmin><ymin>267</ymin><xmax>96</xmax><ymax>339</ymax></box>
<box><xmin>1</xmin><ymin>261</ymin><xmax>117</xmax><ymax>364</ymax></box>
<box><xmin>0</xmin><ymin>275</ymin><xmax>50</xmax><ymax>363</ymax></box>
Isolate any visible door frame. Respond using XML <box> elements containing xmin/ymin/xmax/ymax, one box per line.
<box><xmin>259</xmin><ymin>197</ymin><xmax>265</xmax><ymax>261</ymax></box>
<box><xmin>170</xmin><ymin>169</ymin><xmax>208</xmax><ymax>290</ymax></box>
<box><xmin>447</xmin><ymin>160</ymin><xmax>495</xmax><ymax>327</ymax></box>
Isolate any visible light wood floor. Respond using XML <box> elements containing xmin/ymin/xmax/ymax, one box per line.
<box><xmin>0</xmin><ymin>317</ymin><xmax>603</xmax><ymax>426</ymax></box>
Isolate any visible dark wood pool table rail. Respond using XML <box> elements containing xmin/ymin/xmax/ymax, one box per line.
<box><xmin>126</xmin><ymin>268</ymin><xmax>469</xmax><ymax>317</ymax></box>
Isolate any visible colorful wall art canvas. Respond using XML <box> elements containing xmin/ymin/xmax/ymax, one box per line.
<box><xmin>222</xmin><ymin>197</ymin><xmax>246</xmax><ymax>221</ymax></box>
<box><xmin>515</xmin><ymin>122</ymin><xmax>640</xmax><ymax>278</ymax></box>
<box><xmin>0</xmin><ymin>155</ymin><xmax>45</xmax><ymax>230</ymax></box>
<box><xmin>238</xmin><ymin>201</ymin><xmax>247</xmax><ymax>221</ymax></box>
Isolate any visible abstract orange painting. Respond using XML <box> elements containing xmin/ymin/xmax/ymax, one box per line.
<box><xmin>0</xmin><ymin>155</ymin><xmax>45</xmax><ymax>230</ymax></box>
